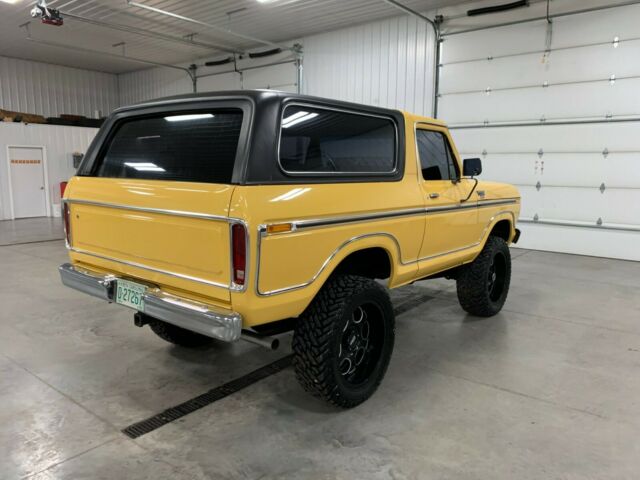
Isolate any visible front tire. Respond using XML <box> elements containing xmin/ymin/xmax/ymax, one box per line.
<box><xmin>292</xmin><ymin>275</ymin><xmax>395</xmax><ymax>408</ymax></box>
<box><xmin>456</xmin><ymin>236</ymin><xmax>511</xmax><ymax>317</ymax></box>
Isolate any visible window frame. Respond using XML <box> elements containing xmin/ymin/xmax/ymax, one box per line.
<box><xmin>414</xmin><ymin>124</ymin><xmax>461</xmax><ymax>183</ymax></box>
<box><xmin>277</xmin><ymin>102</ymin><xmax>399</xmax><ymax>178</ymax></box>
<box><xmin>79</xmin><ymin>98</ymin><xmax>254</xmax><ymax>185</ymax></box>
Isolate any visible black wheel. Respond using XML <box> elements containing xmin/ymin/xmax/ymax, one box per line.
<box><xmin>456</xmin><ymin>236</ymin><xmax>511</xmax><ymax>317</ymax></box>
<box><xmin>148</xmin><ymin>318</ymin><xmax>213</xmax><ymax>348</ymax></box>
<box><xmin>292</xmin><ymin>275</ymin><xmax>395</xmax><ymax>408</ymax></box>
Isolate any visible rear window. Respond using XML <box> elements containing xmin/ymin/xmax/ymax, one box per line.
<box><xmin>94</xmin><ymin>109</ymin><xmax>243</xmax><ymax>183</ymax></box>
<box><xmin>279</xmin><ymin>105</ymin><xmax>396</xmax><ymax>175</ymax></box>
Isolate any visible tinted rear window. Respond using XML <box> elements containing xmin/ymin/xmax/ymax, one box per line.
<box><xmin>279</xmin><ymin>105</ymin><xmax>396</xmax><ymax>175</ymax></box>
<box><xmin>94</xmin><ymin>109</ymin><xmax>243</xmax><ymax>183</ymax></box>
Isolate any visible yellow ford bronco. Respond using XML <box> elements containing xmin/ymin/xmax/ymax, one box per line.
<box><xmin>59</xmin><ymin>90</ymin><xmax>520</xmax><ymax>407</ymax></box>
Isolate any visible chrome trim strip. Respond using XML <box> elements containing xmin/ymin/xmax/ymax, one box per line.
<box><xmin>255</xmin><ymin>210</ymin><xmax>517</xmax><ymax>296</ymax></box>
<box><xmin>294</xmin><ymin>207</ymin><xmax>426</xmax><ymax>230</ymax></box>
<box><xmin>477</xmin><ymin>198</ymin><xmax>518</xmax><ymax>208</ymax></box>
<box><xmin>69</xmin><ymin>247</ymin><xmax>231</xmax><ymax>289</ymax></box>
<box><xmin>277</xmin><ymin>198</ymin><xmax>518</xmax><ymax>231</ymax></box>
<box><xmin>59</xmin><ymin>263</ymin><xmax>242</xmax><ymax>342</ymax></box>
<box><xmin>63</xmin><ymin>198</ymin><xmax>241</xmax><ymax>223</ymax></box>
<box><xmin>276</xmin><ymin>101</ymin><xmax>400</xmax><ymax>177</ymax></box>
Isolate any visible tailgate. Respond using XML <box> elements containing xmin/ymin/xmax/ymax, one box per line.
<box><xmin>66</xmin><ymin>177</ymin><xmax>235</xmax><ymax>303</ymax></box>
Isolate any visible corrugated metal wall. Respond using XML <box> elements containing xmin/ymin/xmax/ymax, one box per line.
<box><xmin>117</xmin><ymin>66</ymin><xmax>193</xmax><ymax>107</ymax></box>
<box><xmin>0</xmin><ymin>55</ymin><xmax>119</xmax><ymax>118</ymax></box>
<box><xmin>0</xmin><ymin>123</ymin><xmax>98</xmax><ymax>220</ymax></box>
<box><xmin>116</xmin><ymin>16</ymin><xmax>436</xmax><ymax>114</ymax></box>
<box><xmin>303</xmin><ymin>15</ymin><xmax>435</xmax><ymax>116</ymax></box>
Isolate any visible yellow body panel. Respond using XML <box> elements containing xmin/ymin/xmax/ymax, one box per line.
<box><xmin>64</xmin><ymin>111</ymin><xmax>520</xmax><ymax>329</ymax></box>
<box><xmin>65</xmin><ymin>177</ymin><xmax>235</xmax><ymax>306</ymax></box>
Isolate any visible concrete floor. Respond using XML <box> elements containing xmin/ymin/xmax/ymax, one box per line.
<box><xmin>1</xmin><ymin>222</ymin><xmax>639</xmax><ymax>479</ymax></box>
<box><xmin>0</xmin><ymin>217</ymin><xmax>64</xmax><ymax>246</ymax></box>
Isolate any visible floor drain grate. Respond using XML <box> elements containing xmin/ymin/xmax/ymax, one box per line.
<box><xmin>122</xmin><ymin>354</ymin><xmax>293</xmax><ymax>439</ymax></box>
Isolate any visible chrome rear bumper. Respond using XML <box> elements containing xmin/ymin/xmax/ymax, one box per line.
<box><xmin>59</xmin><ymin>263</ymin><xmax>242</xmax><ymax>342</ymax></box>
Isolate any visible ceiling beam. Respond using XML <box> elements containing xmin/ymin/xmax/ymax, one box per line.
<box><xmin>61</xmin><ymin>10</ymin><xmax>243</xmax><ymax>54</ymax></box>
<box><xmin>126</xmin><ymin>0</ymin><xmax>291</xmax><ymax>51</ymax></box>
<box><xmin>25</xmin><ymin>35</ymin><xmax>195</xmax><ymax>79</ymax></box>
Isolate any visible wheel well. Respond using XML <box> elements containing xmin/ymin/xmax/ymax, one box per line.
<box><xmin>332</xmin><ymin>247</ymin><xmax>391</xmax><ymax>280</ymax></box>
<box><xmin>490</xmin><ymin>219</ymin><xmax>512</xmax><ymax>241</ymax></box>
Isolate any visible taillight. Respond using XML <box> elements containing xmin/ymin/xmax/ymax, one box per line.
<box><xmin>62</xmin><ymin>203</ymin><xmax>72</xmax><ymax>246</ymax></box>
<box><xmin>231</xmin><ymin>223</ymin><xmax>246</xmax><ymax>286</ymax></box>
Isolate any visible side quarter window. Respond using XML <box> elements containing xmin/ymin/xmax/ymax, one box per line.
<box><xmin>416</xmin><ymin>129</ymin><xmax>459</xmax><ymax>182</ymax></box>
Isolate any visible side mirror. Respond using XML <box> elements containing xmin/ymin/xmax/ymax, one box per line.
<box><xmin>463</xmin><ymin>157</ymin><xmax>482</xmax><ymax>177</ymax></box>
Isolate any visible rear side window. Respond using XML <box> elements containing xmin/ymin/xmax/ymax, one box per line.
<box><xmin>279</xmin><ymin>105</ymin><xmax>396</xmax><ymax>175</ymax></box>
<box><xmin>94</xmin><ymin>109</ymin><xmax>243</xmax><ymax>183</ymax></box>
<box><xmin>416</xmin><ymin>129</ymin><xmax>459</xmax><ymax>181</ymax></box>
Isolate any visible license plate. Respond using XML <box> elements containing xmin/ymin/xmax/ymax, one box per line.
<box><xmin>115</xmin><ymin>279</ymin><xmax>146</xmax><ymax>311</ymax></box>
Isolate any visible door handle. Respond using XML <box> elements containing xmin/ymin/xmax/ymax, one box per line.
<box><xmin>428</xmin><ymin>193</ymin><xmax>440</xmax><ymax>199</ymax></box>
<box><xmin>40</xmin><ymin>186</ymin><xmax>44</xmax><ymax>190</ymax></box>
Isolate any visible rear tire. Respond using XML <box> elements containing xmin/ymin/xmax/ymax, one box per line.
<box><xmin>456</xmin><ymin>236</ymin><xmax>511</xmax><ymax>317</ymax></box>
<box><xmin>292</xmin><ymin>275</ymin><xmax>395</xmax><ymax>408</ymax></box>
<box><xmin>148</xmin><ymin>318</ymin><xmax>213</xmax><ymax>348</ymax></box>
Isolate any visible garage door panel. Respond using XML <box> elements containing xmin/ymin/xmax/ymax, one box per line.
<box><xmin>604</xmin><ymin>153</ymin><xmax>640</xmax><ymax>187</ymax></box>
<box><xmin>475</xmin><ymin>154</ymin><xmax>537</xmax><ymax>185</ymax></box>
<box><xmin>444</xmin><ymin>4</ymin><xmax>640</xmax><ymax>65</ymax></box>
<box><xmin>441</xmin><ymin>79</ymin><xmax>640</xmax><ymax>124</ymax></box>
<box><xmin>441</xmin><ymin>4</ymin><xmax>640</xmax><ymax>260</ymax></box>
<box><xmin>444</xmin><ymin>22</ymin><xmax>546</xmax><ymax>63</ymax></box>
<box><xmin>441</xmin><ymin>41</ymin><xmax>640</xmax><ymax>94</ymax></box>
<box><xmin>517</xmin><ymin>223</ymin><xmax>640</xmax><ymax>261</ymax></box>
<box><xmin>243</xmin><ymin>63</ymin><xmax>297</xmax><ymax>91</ymax></box>
<box><xmin>517</xmin><ymin>186</ymin><xmax>541</xmax><ymax>219</ymax></box>
<box><xmin>536</xmin><ymin>188</ymin><xmax>605</xmax><ymax>223</ymax></box>
<box><xmin>525</xmin><ymin>188</ymin><xmax>640</xmax><ymax>226</ymax></box>
<box><xmin>602</xmin><ymin>189</ymin><xmax>640</xmax><ymax>225</ymax></box>
<box><xmin>552</xmin><ymin>4</ymin><xmax>640</xmax><ymax>46</ymax></box>
<box><xmin>198</xmin><ymin>72</ymin><xmax>241</xmax><ymax>92</ymax></box>
<box><xmin>452</xmin><ymin>123</ymin><xmax>640</xmax><ymax>152</ymax></box>
<box><xmin>535</xmin><ymin>154</ymin><xmax>606</xmax><ymax>188</ymax></box>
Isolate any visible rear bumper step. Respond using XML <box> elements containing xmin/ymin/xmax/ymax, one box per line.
<box><xmin>59</xmin><ymin>263</ymin><xmax>242</xmax><ymax>342</ymax></box>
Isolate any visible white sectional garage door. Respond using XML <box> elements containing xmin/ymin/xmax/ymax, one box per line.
<box><xmin>198</xmin><ymin>58</ymin><xmax>298</xmax><ymax>93</ymax></box>
<box><xmin>440</xmin><ymin>4</ymin><xmax>640</xmax><ymax>261</ymax></box>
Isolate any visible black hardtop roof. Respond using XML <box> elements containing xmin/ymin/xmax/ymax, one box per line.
<box><xmin>115</xmin><ymin>89</ymin><xmax>401</xmax><ymax>117</ymax></box>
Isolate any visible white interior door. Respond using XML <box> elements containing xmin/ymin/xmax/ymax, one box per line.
<box><xmin>8</xmin><ymin>146</ymin><xmax>47</xmax><ymax>218</ymax></box>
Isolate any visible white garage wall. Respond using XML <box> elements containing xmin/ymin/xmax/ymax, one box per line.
<box><xmin>0</xmin><ymin>123</ymin><xmax>98</xmax><ymax>220</ymax></box>
<box><xmin>441</xmin><ymin>3</ymin><xmax>640</xmax><ymax>261</ymax></box>
<box><xmin>0</xmin><ymin>55</ymin><xmax>119</xmax><ymax>118</ymax></box>
<box><xmin>116</xmin><ymin>15</ymin><xmax>436</xmax><ymax>115</ymax></box>
<box><xmin>117</xmin><ymin>66</ymin><xmax>193</xmax><ymax>106</ymax></box>
<box><xmin>303</xmin><ymin>15</ymin><xmax>435</xmax><ymax>116</ymax></box>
